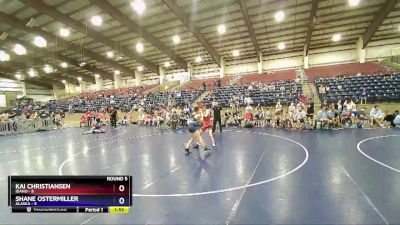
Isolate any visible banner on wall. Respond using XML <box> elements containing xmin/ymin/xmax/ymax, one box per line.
<box><xmin>0</xmin><ymin>94</ymin><xmax>6</xmax><ymax>107</ymax></box>
<box><xmin>166</xmin><ymin>72</ymin><xmax>189</xmax><ymax>84</ymax></box>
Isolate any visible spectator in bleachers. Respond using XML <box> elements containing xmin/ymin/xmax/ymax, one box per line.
<box><xmin>293</xmin><ymin>107</ymin><xmax>307</xmax><ymax>130</ymax></box>
<box><xmin>315</xmin><ymin>107</ymin><xmax>328</xmax><ymax>129</ymax></box>
<box><xmin>393</xmin><ymin>111</ymin><xmax>400</xmax><ymax>128</ymax></box>
<box><xmin>319</xmin><ymin>85</ymin><xmax>326</xmax><ymax>99</ymax></box>
<box><xmin>321</xmin><ymin>99</ymin><xmax>329</xmax><ymax>110</ymax></box>
<box><xmin>360</xmin><ymin>87</ymin><xmax>368</xmax><ymax>105</ymax></box>
<box><xmin>244</xmin><ymin>104</ymin><xmax>254</xmax><ymax>128</ymax></box>
<box><xmin>358</xmin><ymin>108</ymin><xmax>369</xmax><ymax>127</ymax></box>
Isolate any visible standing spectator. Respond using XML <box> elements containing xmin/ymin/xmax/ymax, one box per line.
<box><xmin>319</xmin><ymin>85</ymin><xmax>326</xmax><ymax>99</ymax></box>
<box><xmin>306</xmin><ymin>99</ymin><xmax>314</xmax><ymax>123</ymax></box>
<box><xmin>212</xmin><ymin>101</ymin><xmax>222</xmax><ymax>133</ymax></box>
<box><xmin>110</xmin><ymin>107</ymin><xmax>117</xmax><ymax>128</ymax></box>
<box><xmin>360</xmin><ymin>87</ymin><xmax>367</xmax><ymax>105</ymax></box>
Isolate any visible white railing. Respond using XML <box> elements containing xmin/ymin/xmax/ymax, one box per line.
<box><xmin>0</xmin><ymin>118</ymin><xmax>56</xmax><ymax>136</ymax></box>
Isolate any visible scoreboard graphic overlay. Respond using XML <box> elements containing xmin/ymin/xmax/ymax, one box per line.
<box><xmin>8</xmin><ymin>176</ymin><xmax>132</xmax><ymax>213</ymax></box>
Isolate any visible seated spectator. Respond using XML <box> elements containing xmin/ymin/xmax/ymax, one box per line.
<box><xmin>138</xmin><ymin>113</ymin><xmax>146</xmax><ymax>125</ymax></box>
<box><xmin>83</xmin><ymin>118</ymin><xmax>105</xmax><ymax>134</ymax></box>
<box><xmin>288</xmin><ymin>102</ymin><xmax>296</xmax><ymax>114</ymax></box>
<box><xmin>358</xmin><ymin>108</ymin><xmax>369</xmax><ymax>127</ymax></box>
<box><xmin>264</xmin><ymin>108</ymin><xmax>273</xmax><ymax>127</ymax></box>
<box><xmin>121</xmin><ymin>114</ymin><xmax>128</xmax><ymax>126</ymax></box>
<box><xmin>393</xmin><ymin>111</ymin><xmax>400</xmax><ymax>128</ymax></box>
<box><xmin>170</xmin><ymin>110</ymin><xmax>179</xmax><ymax>129</ymax></box>
<box><xmin>326</xmin><ymin>107</ymin><xmax>339</xmax><ymax>130</ymax></box>
<box><xmin>233</xmin><ymin>109</ymin><xmax>242</xmax><ymax>127</ymax></box>
<box><xmin>319</xmin><ymin>85</ymin><xmax>326</xmax><ymax>98</ymax></box>
<box><xmin>369</xmin><ymin>105</ymin><xmax>384</xmax><ymax>127</ymax></box>
<box><xmin>280</xmin><ymin>109</ymin><xmax>290</xmax><ymax>129</ymax></box>
<box><xmin>244</xmin><ymin>104</ymin><xmax>254</xmax><ymax>128</ymax></box>
<box><xmin>315</xmin><ymin>107</ymin><xmax>328</xmax><ymax>129</ymax></box>
<box><xmin>293</xmin><ymin>107</ymin><xmax>306</xmax><ymax>130</ymax></box>
<box><xmin>254</xmin><ymin>104</ymin><xmax>263</xmax><ymax>127</ymax></box>
<box><xmin>79</xmin><ymin>115</ymin><xmax>86</xmax><ymax>127</ymax></box>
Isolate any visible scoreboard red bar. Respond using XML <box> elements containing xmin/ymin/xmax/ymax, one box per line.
<box><xmin>10</xmin><ymin>183</ymin><xmax>129</xmax><ymax>195</ymax></box>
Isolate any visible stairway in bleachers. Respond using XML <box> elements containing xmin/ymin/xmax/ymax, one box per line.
<box><xmin>298</xmin><ymin>68</ymin><xmax>320</xmax><ymax>104</ymax></box>
<box><xmin>228</xmin><ymin>75</ymin><xmax>241</xmax><ymax>85</ymax></box>
<box><xmin>308</xmin><ymin>82</ymin><xmax>320</xmax><ymax>104</ymax></box>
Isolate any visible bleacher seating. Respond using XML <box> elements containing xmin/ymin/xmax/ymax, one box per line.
<box><xmin>180</xmin><ymin>76</ymin><xmax>232</xmax><ymax>90</ymax></box>
<box><xmin>204</xmin><ymin>80</ymin><xmax>302</xmax><ymax>107</ymax></box>
<box><xmin>237</xmin><ymin>70</ymin><xmax>296</xmax><ymax>85</ymax></box>
<box><xmin>52</xmin><ymin>85</ymin><xmax>156</xmax><ymax>113</ymax></box>
<box><xmin>134</xmin><ymin>90</ymin><xmax>203</xmax><ymax>108</ymax></box>
<box><xmin>305</xmin><ymin>61</ymin><xmax>388</xmax><ymax>82</ymax></box>
<box><xmin>315</xmin><ymin>72</ymin><xmax>400</xmax><ymax>103</ymax></box>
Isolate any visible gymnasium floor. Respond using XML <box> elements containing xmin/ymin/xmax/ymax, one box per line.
<box><xmin>0</xmin><ymin>126</ymin><xmax>399</xmax><ymax>225</ymax></box>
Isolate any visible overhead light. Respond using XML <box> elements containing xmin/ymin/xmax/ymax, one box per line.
<box><xmin>278</xmin><ymin>42</ymin><xmax>285</xmax><ymax>50</ymax></box>
<box><xmin>91</xmin><ymin>15</ymin><xmax>103</xmax><ymax>26</ymax></box>
<box><xmin>15</xmin><ymin>73</ymin><xmax>22</xmax><ymax>80</ymax></box>
<box><xmin>137</xmin><ymin>66</ymin><xmax>144</xmax><ymax>71</ymax></box>
<box><xmin>13</xmin><ymin>44</ymin><xmax>26</xmax><ymax>55</ymax></box>
<box><xmin>62</xmin><ymin>80</ymin><xmax>66</xmax><ymax>84</ymax></box>
<box><xmin>274</xmin><ymin>11</ymin><xmax>285</xmax><ymax>22</ymax></box>
<box><xmin>348</xmin><ymin>0</ymin><xmax>361</xmax><ymax>6</ymax></box>
<box><xmin>106</xmin><ymin>51</ymin><xmax>114</xmax><ymax>58</ymax></box>
<box><xmin>136</xmin><ymin>42</ymin><xmax>144</xmax><ymax>53</ymax></box>
<box><xmin>43</xmin><ymin>64</ymin><xmax>53</xmax><ymax>74</ymax></box>
<box><xmin>172</xmin><ymin>35</ymin><xmax>180</xmax><ymax>44</ymax></box>
<box><xmin>33</xmin><ymin>36</ymin><xmax>47</xmax><ymax>48</ymax></box>
<box><xmin>0</xmin><ymin>50</ymin><xmax>10</xmax><ymax>61</ymax></box>
<box><xmin>114</xmin><ymin>70</ymin><xmax>120</xmax><ymax>75</ymax></box>
<box><xmin>28</xmin><ymin>68</ymin><xmax>37</xmax><ymax>77</ymax></box>
<box><xmin>79</xmin><ymin>62</ymin><xmax>86</xmax><ymax>67</ymax></box>
<box><xmin>59</xmin><ymin>28</ymin><xmax>70</xmax><ymax>37</ymax></box>
<box><xmin>164</xmin><ymin>62</ymin><xmax>171</xmax><ymax>67</ymax></box>
<box><xmin>60</xmin><ymin>62</ymin><xmax>68</xmax><ymax>68</ymax></box>
<box><xmin>77</xmin><ymin>77</ymin><xmax>82</xmax><ymax>82</ymax></box>
<box><xmin>217</xmin><ymin>24</ymin><xmax>226</xmax><ymax>34</ymax></box>
<box><xmin>232</xmin><ymin>50</ymin><xmax>240</xmax><ymax>57</ymax></box>
<box><xmin>332</xmin><ymin>33</ymin><xmax>341</xmax><ymax>42</ymax></box>
<box><xmin>94</xmin><ymin>74</ymin><xmax>100</xmax><ymax>78</ymax></box>
<box><xmin>131</xmin><ymin>0</ymin><xmax>146</xmax><ymax>15</ymax></box>
<box><xmin>195</xmin><ymin>56</ymin><xmax>202</xmax><ymax>63</ymax></box>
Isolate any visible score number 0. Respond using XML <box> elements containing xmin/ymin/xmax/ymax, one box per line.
<box><xmin>118</xmin><ymin>184</ymin><xmax>125</xmax><ymax>205</ymax></box>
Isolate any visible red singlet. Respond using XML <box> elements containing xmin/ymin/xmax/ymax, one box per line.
<box><xmin>201</xmin><ymin>111</ymin><xmax>212</xmax><ymax>131</ymax></box>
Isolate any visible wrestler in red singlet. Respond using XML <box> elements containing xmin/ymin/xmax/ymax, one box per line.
<box><xmin>201</xmin><ymin>109</ymin><xmax>212</xmax><ymax>131</ymax></box>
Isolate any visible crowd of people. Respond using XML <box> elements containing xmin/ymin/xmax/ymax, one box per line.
<box><xmin>1</xmin><ymin>73</ymin><xmax>400</xmax><ymax>136</ymax></box>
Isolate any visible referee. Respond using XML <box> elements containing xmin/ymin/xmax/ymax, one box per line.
<box><xmin>212</xmin><ymin>100</ymin><xmax>222</xmax><ymax>134</ymax></box>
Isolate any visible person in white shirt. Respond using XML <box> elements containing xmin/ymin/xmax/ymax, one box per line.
<box><xmin>283</xmin><ymin>109</ymin><xmax>294</xmax><ymax>129</ymax></box>
<box><xmin>393</xmin><ymin>112</ymin><xmax>400</xmax><ymax>128</ymax></box>
<box><xmin>288</xmin><ymin>102</ymin><xmax>296</xmax><ymax>113</ymax></box>
<box><xmin>369</xmin><ymin>105</ymin><xmax>384</xmax><ymax>127</ymax></box>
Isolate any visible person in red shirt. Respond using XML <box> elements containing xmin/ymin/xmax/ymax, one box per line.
<box><xmin>80</xmin><ymin>115</ymin><xmax>86</xmax><ymax>127</ymax></box>
<box><xmin>197</xmin><ymin>103</ymin><xmax>216</xmax><ymax>151</ymax></box>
